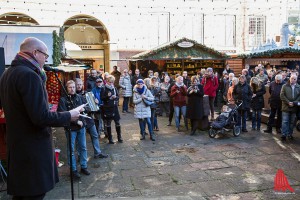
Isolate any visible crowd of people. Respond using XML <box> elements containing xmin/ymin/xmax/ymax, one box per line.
<box><xmin>1</xmin><ymin>37</ymin><xmax>300</xmax><ymax>200</ymax></box>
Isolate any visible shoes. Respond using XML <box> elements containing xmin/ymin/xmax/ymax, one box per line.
<box><xmin>288</xmin><ymin>135</ymin><xmax>294</xmax><ymax>140</ymax></box>
<box><xmin>72</xmin><ymin>170</ymin><xmax>81</xmax><ymax>180</ymax></box>
<box><xmin>140</xmin><ymin>135</ymin><xmax>145</xmax><ymax>140</ymax></box>
<box><xmin>150</xmin><ymin>137</ymin><xmax>155</xmax><ymax>141</ymax></box>
<box><xmin>257</xmin><ymin>128</ymin><xmax>261</xmax><ymax>131</ymax></box>
<box><xmin>281</xmin><ymin>135</ymin><xmax>286</xmax><ymax>141</ymax></box>
<box><xmin>81</xmin><ymin>168</ymin><xmax>91</xmax><ymax>175</ymax></box>
<box><xmin>190</xmin><ymin>131</ymin><xmax>196</xmax><ymax>136</ymax></box>
<box><xmin>242</xmin><ymin>129</ymin><xmax>248</xmax><ymax>132</ymax></box>
<box><xmin>118</xmin><ymin>138</ymin><xmax>123</xmax><ymax>143</ymax></box>
<box><xmin>276</xmin><ymin>129</ymin><xmax>282</xmax><ymax>134</ymax></box>
<box><xmin>167</xmin><ymin>122</ymin><xmax>171</xmax><ymax>126</ymax></box>
<box><xmin>122</xmin><ymin>110</ymin><xmax>126</xmax><ymax>113</ymax></box>
<box><xmin>95</xmin><ymin>153</ymin><xmax>109</xmax><ymax>159</ymax></box>
<box><xmin>154</xmin><ymin>128</ymin><xmax>159</xmax><ymax>131</ymax></box>
<box><xmin>126</xmin><ymin>111</ymin><xmax>131</xmax><ymax>113</ymax></box>
<box><xmin>108</xmin><ymin>140</ymin><xmax>115</xmax><ymax>144</ymax></box>
<box><xmin>251</xmin><ymin>128</ymin><xmax>256</xmax><ymax>131</ymax></box>
<box><xmin>263</xmin><ymin>129</ymin><xmax>272</xmax><ymax>133</ymax></box>
<box><xmin>177</xmin><ymin>127</ymin><xmax>180</xmax><ymax>132</ymax></box>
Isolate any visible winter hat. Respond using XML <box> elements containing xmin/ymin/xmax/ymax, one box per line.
<box><xmin>136</xmin><ymin>79</ymin><xmax>144</xmax><ymax>84</ymax></box>
<box><xmin>207</xmin><ymin>68</ymin><xmax>213</xmax><ymax>72</ymax></box>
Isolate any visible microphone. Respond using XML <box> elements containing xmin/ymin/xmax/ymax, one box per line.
<box><xmin>43</xmin><ymin>66</ymin><xmax>64</xmax><ymax>73</ymax></box>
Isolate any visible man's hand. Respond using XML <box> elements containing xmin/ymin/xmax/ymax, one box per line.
<box><xmin>77</xmin><ymin>120</ymin><xmax>83</xmax><ymax>127</ymax></box>
<box><xmin>69</xmin><ymin>103</ymin><xmax>87</xmax><ymax>121</ymax></box>
<box><xmin>289</xmin><ymin>102</ymin><xmax>294</xmax><ymax>107</ymax></box>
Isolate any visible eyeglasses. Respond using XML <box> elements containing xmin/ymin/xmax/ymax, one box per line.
<box><xmin>36</xmin><ymin>49</ymin><xmax>49</xmax><ymax>59</ymax></box>
<box><xmin>137</xmin><ymin>83</ymin><xmax>143</xmax><ymax>85</ymax></box>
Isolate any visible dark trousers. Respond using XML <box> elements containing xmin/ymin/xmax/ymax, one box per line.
<box><xmin>168</xmin><ymin>100</ymin><xmax>174</xmax><ymax>123</ymax></box>
<box><xmin>208</xmin><ymin>96</ymin><xmax>215</xmax><ymax>118</ymax></box>
<box><xmin>13</xmin><ymin>194</ymin><xmax>46</xmax><ymax>200</ymax></box>
<box><xmin>237</xmin><ymin>110</ymin><xmax>247</xmax><ymax>130</ymax></box>
<box><xmin>160</xmin><ymin>101</ymin><xmax>170</xmax><ymax>117</ymax></box>
<box><xmin>190</xmin><ymin>119</ymin><xmax>199</xmax><ymax>133</ymax></box>
<box><xmin>151</xmin><ymin>108</ymin><xmax>158</xmax><ymax>129</ymax></box>
<box><xmin>122</xmin><ymin>97</ymin><xmax>130</xmax><ymax>112</ymax></box>
<box><xmin>267</xmin><ymin>107</ymin><xmax>282</xmax><ymax>129</ymax></box>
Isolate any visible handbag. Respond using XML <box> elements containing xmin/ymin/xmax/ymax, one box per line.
<box><xmin>143</xmin><ymin>98</ymin><xmax>154</xmax><ymax>107</ymax></box>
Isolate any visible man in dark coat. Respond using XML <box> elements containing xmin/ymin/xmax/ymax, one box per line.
<box><xmin>111</xmin><ymin>65</ymin><xmax>121</xmax><ymax>89</ymax></box>
<box><xmin>86</xmin><ymin>69</ymin><xmax>99</xmax><ymax>92</ymax></box>
<box><xmin>233</xmin><ymin>75</ymin><xmax>253</xmax><ymax>132</ymax></box>
<box><xmin>0</xmin><ymin>37</ymin><xmax>81</xmax><ymax>199</ymax></box>
<box><xmin>264</xmin><ymin>74</ymin><xmax>284</xmax><ymax>134</ymax></box>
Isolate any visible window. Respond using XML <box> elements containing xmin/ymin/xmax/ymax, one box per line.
<box><xmin>248</xmin><ymin>16</ymin><xmax>265</xmax><ymax>47</ymax></box>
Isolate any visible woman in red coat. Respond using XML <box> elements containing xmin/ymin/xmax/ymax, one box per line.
<box><xmin>201</xmin><ymin>68</ymin><xmax>219</xmax><ymax>121</ymax></box>
<box><xmin>170</xmin><ymin>76</ymin><xmax>188</xmax><ymax>132</ymax></box>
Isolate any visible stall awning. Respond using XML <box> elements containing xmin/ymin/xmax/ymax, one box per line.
<box><xmin>54</xmin><ymin>64</ymin><xmax>91</xmax><ymax>72</ymax></box>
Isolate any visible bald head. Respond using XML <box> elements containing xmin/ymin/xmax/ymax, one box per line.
<box><xmin>20</xmin><ymin>37</ymin><xmax>47</xmax><ymax>52</ymax></box>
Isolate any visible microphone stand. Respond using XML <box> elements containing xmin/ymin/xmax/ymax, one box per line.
<box><xmin>52</xmin><ymin>72</ymin><xmax>75</xmax><ymax>200</ymax></box>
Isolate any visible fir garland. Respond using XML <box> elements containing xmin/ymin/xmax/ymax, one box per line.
<box><xmin>52</xmin><ymin>30</ymin><xmax>64</xmax><ymax>67</ymax></box>
<box><xmin>238</xmin><ymin>47</ymin><xmax>300</xmax><ymax>59</ymax></box>
<box><xmin>133</xmin><ymin>37</ymin><xmax>228</xmax><ymax>59</ymax></box>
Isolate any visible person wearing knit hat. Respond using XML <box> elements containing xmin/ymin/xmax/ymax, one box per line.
<box><xmin>136</xmin><ymin>79</ymin><xmax>144</xmax><ymax>84</ymax></box>
<box><xmin>201</xmin><ymin>68</ymin><xmax>219</xmax><ymax>121</ymax></box>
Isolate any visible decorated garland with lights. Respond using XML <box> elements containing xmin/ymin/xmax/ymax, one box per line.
<box><xmin>238</xmin><ymin>47</ymin><xmax>300</xmax><ymax>59</ymax></box>
<box><xmin>134</xmin><ymin>37</ymin><xmax>228</xmax><ymax>59</ymax></box>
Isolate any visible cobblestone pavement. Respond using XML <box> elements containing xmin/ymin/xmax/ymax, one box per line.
<box><xmin>1</xmin><ymin>107</ymin><xmax>300</xmax><ymax>199</ymax></box>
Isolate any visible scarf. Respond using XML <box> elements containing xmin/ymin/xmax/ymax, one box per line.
<box><xmin>16</xmin><ymin>52</ymin><xmax>47</xmax><ymax>83</ymax></box>
<box><xmin>175</xmin><ymin>82</ymin><xmax>184</xmax><ymax>87</ymax></box>
<box><xmin>136</xmin><ymin>85</ymin><xmax>145</xmax><ymax>94</ymax></box>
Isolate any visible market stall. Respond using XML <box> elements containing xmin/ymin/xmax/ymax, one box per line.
<box><xmin>129</xmin><ymin>38</ymin><xmax>228</xmax><ymax>78</ymax></box>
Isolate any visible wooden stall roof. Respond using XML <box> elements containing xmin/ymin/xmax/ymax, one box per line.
<box><xmin>238</xmin><ymin>47</ymin><xmax>300</xmax><ymax>59</ymax></box>
<box><xmin>130</xmin><ymin>37</ymin><xmax>229</xmax><ymax>60</ymax></box>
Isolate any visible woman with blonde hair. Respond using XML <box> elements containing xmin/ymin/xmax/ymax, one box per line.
<box><xmin>250</xmin><ymin>77</ymin><xmax>266</xmax><ymax>131</ymax></box>
<box><xmin>227</xmin><ymin>77</ymin><xmax>239</xmax><ymax>105</ymax></box>
<box><xmin>186</xmin><ymin>76</ymin><xmax>204</xmax><ymax>135</ymax></box>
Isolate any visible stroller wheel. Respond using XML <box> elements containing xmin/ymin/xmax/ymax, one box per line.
<box><xmin>296</xmin><ymin>121</ymin><xmax>300</xmax><ymax>132</ymax></box>
<box><xmin>209</xmin><ymin>128</ymin><xmax>217</xmax><ymax>138</ymax></box>
<box><xmin>233</xmin><ymin>126</ymin><xmax>241</xmax><ymax>137</ymax></box>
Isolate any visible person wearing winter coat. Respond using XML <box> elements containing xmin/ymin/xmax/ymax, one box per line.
<box><xmin>101</xmin><ymin>75</ymin><xmax>123</xmax><ymax>144</ymax></box>
<box><xmin>133</xmin><ymin>79</ymin><xmax>156</xmax><ymax>141</ymax></box>
<box><xmin>264</xmin><ymin>74</ymin><xmax>284</xmax><ymax>134</ymax></box>
<box><xmin>58</xmin><ymin>80</ymin><xmax>91</xmax><ymax>179</ymax></box>
<box><xmin>160</xmin><ymin>76</ymin><xmax>171</xmax><ymax>117</ymax></box>
<box><xmin>182</xmin><ymin>71</ymin><xmax>191</xmax><ymax>88</ymax></box>
<box><xmin>119</xmin><ymin>69</ymin><xmax>133</xmax><ymax>113</ymax></box>
<box><xmin>170</xmin><ymin>76</ymin><xmax>188</xmax><ymax>132</ymax></box>
<box><xmin>250</xmin><ymin>77</ymin><xmax>266</xmax><ymax>131</ymax></box>
<box><xmin>280</xmin><ymin>74</ymin><xmax>300</xmax><ymax>141</ymax></box>
<box><xmin>233</xmin><ymin>75</ymin><xmax>253</xmax><ymax>132</ymax></box>
<box><xmin>111</xmin><ymin>65</ymin><xmax>121</xmax><ymax>89</ymax></box>
<box><xmin>75</xmin><ymin>78</ymin><xmax>108</xmax><ymax>159</ymax></box>
<box><xmin>92</xmin><ymin>78</ymin><xmax>104</xmax><ymax>135</ymax></box>
<box><xmin>201</xmin><ymin>68</ymin><xmax>219</xmax><ymax>121</ymax></box>
<box><xmin>186</xmin><ymin>76</ymin><xmax>204</xmax><ymax>135</ymax></box>
<box><xmin>86</xmin><ymin>69</ymin><xmax>99</xmax><ymax>92</ymax></box>
<box><xmin>148</xmin><ymin>76</ymin><xmax>161</xmax><ymax>131</ymax></box>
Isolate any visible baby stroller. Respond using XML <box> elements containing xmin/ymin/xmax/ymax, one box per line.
<box><xmin>208</xmin><ymin>100</ymin><xmax>243</xmax><ymax>138</ymax></box>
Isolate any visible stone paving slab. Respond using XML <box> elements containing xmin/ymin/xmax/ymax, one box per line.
<box><xmin>1</xmin><ymin>106</ymin><xmax>300</xmax><ymax>200</ymax></box>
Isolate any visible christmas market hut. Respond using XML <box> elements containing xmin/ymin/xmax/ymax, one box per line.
<box><xmin>129</xmin><ymin>38</ymin><xmax>229</xmax><ymax>78</ymax></box>
<box><xmin>239</xmin><ymin>47</ymin><xmax>300</xmax><ymax>71</ymax></box>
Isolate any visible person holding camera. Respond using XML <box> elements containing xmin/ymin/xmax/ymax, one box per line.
<box><xmin>170</xmin><ymin>76</ymin><xmax>188</xmax><ymax>132</ymax></box>
<box><xmin>201</xmin><ymin>68</ymin><xmax>219</xmax><ymax>121</ymax></box>
<box><xmin>186</xmin><ymin>76</ymin><xmax>204</xmax><ymax>135</ymax></box>
<box><xmin>119</xmin><ymin>69</ymin><xmax>133</xmax><ymax>113</ymax></box>
<box><xmin>133</xmin><ymin>79</ymin><xmax>155</xmax><ymax>141</ymax></box>
<box><xmin>101</xmin><ymin>75</ymin><xmax>123</xmax><ymax>144</ymax></box>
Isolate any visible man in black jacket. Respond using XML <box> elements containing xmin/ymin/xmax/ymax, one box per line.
<box><xmin>264</xmin><ymin>74</ymin><xmax>284</xmax><ymax>134</ymax></box>
<box><xmin>58</xmin><ymin>80</ymin><xmax>91</xmax><ymax>180</ymax></box>
<box><xmin>0</xmin><ymin>37</ymin><xmax>82</xmax><ymax>199</ymax></box>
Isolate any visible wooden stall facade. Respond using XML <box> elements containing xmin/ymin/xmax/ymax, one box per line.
<box><xmin>130</xmin><ymin>38</ymin><xmax>228</xmax><ymax>78</ymax></box>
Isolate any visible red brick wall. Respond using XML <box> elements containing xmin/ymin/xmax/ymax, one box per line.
<box><xmin>117</xmin><ymin>50</ymin><xmax>144</xmax><ymax>72</ymax></box>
